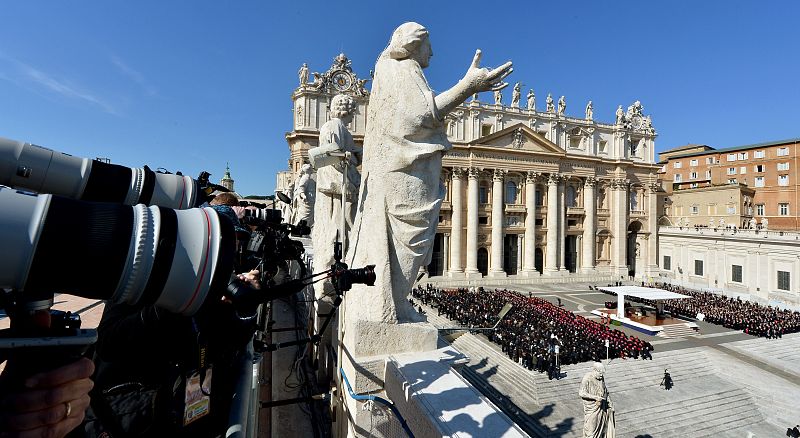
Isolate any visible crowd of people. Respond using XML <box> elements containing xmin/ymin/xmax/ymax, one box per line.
<box><xmin>621</xmin><ymin>283</ymin><xmax>800</xmax><ymax>339</ymax></box>
<box><xmin>412</xmin><ymin>285</ymin><xmax>653</xmax><ymax>379</ymax></box>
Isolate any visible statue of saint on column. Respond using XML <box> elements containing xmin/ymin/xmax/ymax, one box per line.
<box><xmin>346</xmin><ymin>22</ymin><xmax>512</xmax><ymax>324</ymax></box>
<box><xmin>579</xmin><ymin>363</ymin><xmax>616</xmax><ymax>437</ymax></box>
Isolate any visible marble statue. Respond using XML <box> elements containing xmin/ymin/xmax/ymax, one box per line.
<box><xmin>279</xmin><ymin>186</ymin><xmax>293</xmax><ymax>224</ymax></box>
<box><xmin>311</xmin><ymin>94</ymin><xmax>362</xmax><ymax>299</ymax></box>
<box><xmin>494</xmin><ymin>88</ymin><xmax>503</xmax><ymax>105</ymax></box>
<box><xmin>347</xmin><ymin>21</ymin><xmax>512</xmax><ymax>324</ymax></box>
<box><xmin>615</xmin><ymin>105</ymin><xmax>625</xmax><ymax>125</ymax></box>
<box><xmin>709</xmin><ymin>217</ymin><xmax>715</xmax><ymax>228</ymax></box>
<box><xmin>579</xmin><ymin>362</ymin><xmax>616</xmax><ymax>438</ymax></box>
<box><xmin>557</xmin><ymin>95</ymin><xmax>566</xmax><ymax>116</ymax></box>
<box><xmin>292</xmin><ymin>163</ymin><xmax>315</xmax><ymax>228</ymax></box>
<box><xmin>511</xmin><ymin>82</ymin><xmax>521</xmax><ymax>108</ymax></box>
<box><xmin>719</xmin><ymin>218</ymin><xmax>726</xmax><ymax>228</ymax></box>
<box><xmin>749</xmin><ymin>217</ymin><xmax>756</xmax><ymax>229</ymax></box>
<box><xmin>526</xmin><ymin>89</ymin><xmax>535</xmax><ymax>110</ymax></box>
<box><xmin>761</xmin><ymin>217</ymin><xmax>768</xmax><ymax>229</ymax></box>
<box><xmin>546</xmin><ymin>93</ymin><xmax>554</xmax><ymax>112</ymax></box>
<box><xmin>585</xmin><ymin>100</ymin><xmax>593</xmax><ymax>120</ymax></box>
<box><xmin>298</xmin><ymin>63</ymin><xmax>309</xmax><ymax>86</ymax></box>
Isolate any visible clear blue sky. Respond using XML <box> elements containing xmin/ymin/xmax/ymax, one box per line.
<box><xmin>1</xmin><ymin>1</ymin><xmax>798</xmax><ymax>196</ymax></box>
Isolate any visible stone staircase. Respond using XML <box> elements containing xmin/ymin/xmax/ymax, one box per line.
<box><xmin>656</xmin><ymin>323</ymin><xmax>700</xmax><ymax>338</ymax></box>
<box><xmin>724</xmin><ymin>332</ymin><xmax>800</xmax><ymax>376</ymax></box>
<box><xmin>614</xmin><ymin>388</ymin><xmax>763</xmax><ymax>437</ymax></box>
<box><xmin>450</xmin><ymin>331</ymin><xmax>780</xmax><ymax>437</ymax></box>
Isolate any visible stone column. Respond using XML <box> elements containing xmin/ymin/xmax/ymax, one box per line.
<box><xmin>645</xmin><ymin>182</ymin><xmax>660</xmax><ymax>276</ymax></box>
<box><xmin>489</xmin><ymin>169</ymin><xmax>506</xmax><ymax>277</ymax></box>
<box><xmin>448</xmin><ymin>169</ymin><xmax>464</xmax><ymax>277</ymax></box>
<box><xmin>442</xmin><ymin>232</ymin><xmax>450</xmax><ymax>274</ymax></box>
<box><xmin>558</xmin><ymin>180</ymin><xmax>566</xmax><ymax>270</ymax></box>
<box><xmin>544</xmin><ymin>173</ymin><xmax>561</xmax><ymax>274</ymax></box>
<box><xmin>522</xmin><ymin>171</ymin><xmax>539</xmax><ymax>276</ymax></box>
<box><xmin>517</xmin><ymin>234</ymin><xmax>523</xmax><ymax>274</ymax></box>
<box><xmin>581</xmin><ymin>177</ymin><xmax>597</xmax><ymax>273</ymax></box>
<box><xmin>610</xmin><ymin>178</ymin><xmax>630</xmax><ymax>277</ymax></box>
<box><xmin>465</xmin><ymin>167</ymin><xmax>481</xmax><ymax>277</ymax></box>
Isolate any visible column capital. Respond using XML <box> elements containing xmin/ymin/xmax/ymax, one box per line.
<box><xmin>647</xmin><ymin>182</ymin><xmax>661</xmax><ymax>193</ymax></box>
<box><xmin>492</xmin><ymin>169</ymin><xmax>507</xmax><ymax>182</ymax></box>
<box><xmin>583</xmin><ymin>176</ymin><xmax>598</xmax><ymax>188</ymax></box>
<box><xmin>547</xmin><ymin>173</ymin><xmax>564</xmax><ymax>186</ymax></box>
<box><xmin>451</xmin><ymin>167</ymin><xmax>466</xmax><ymax>180</ymax></box>
<box><xmin>526</xmin><ymin>171</ymin><xmax>542</xmax><ymax>184</ymax></box>
<box><xmin>467</xmin><ymin>167</ymin><xmax>481</xmax><ymax>180</ymax></box>
<box><xmin>444</xmin><ymin>232</ymin><xmax>451</xmax><ymax>237</ymax></box>
<box><xmin>609</xmin><ymin>178</ymin><xmax>630</xmax><ymax>191</ymax></box>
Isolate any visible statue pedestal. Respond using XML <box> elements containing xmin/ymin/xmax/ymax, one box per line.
<box><xmin>342</xmin><ymin>319</ymin><xmax>438</xmax><ymax>394</ymax></box>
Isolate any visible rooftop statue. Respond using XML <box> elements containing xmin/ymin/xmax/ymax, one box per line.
<box><xmin>298</xmin><ymin>63</ymin><xmax>309</xmax><ymax>86</ymax></box>
<box><xmin>527</xmin><ymin>89</ymin><xmax>535</xmax><ymax>110</ymax></box>
<box><xmin>546</xmin><ymin>93</ymin><xmax>554</xmax><ymax>113</ymax></box>
<box><xmin>585</xmin><ymin>100</ymin><xmax>593</xmax><ymax>120</ymax></box>
<box><xmin>557</xmin><ymin>95</ymin><xmax>566</xmax><ymax>116</ymax></box>
<box><xmin>347</xmin><ymin>22</ymin><xmax>512</xmax><ymax>324</ymax></box>
<box><xmin>511</xmin><ymin>82</ymin><xmax>521</xmax><ymax>108</ymax></box>
<box><xmin>311</xmin><ymin>93</ymin><xmax>362</xmax><ymax>301</ymax></box>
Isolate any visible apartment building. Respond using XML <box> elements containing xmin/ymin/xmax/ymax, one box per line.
<box><xmin>658</xmin><ymin>138</ymin><xmax>800</xmax><ymax>230</ymax></box>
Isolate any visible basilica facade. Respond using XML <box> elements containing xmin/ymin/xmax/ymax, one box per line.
<box><xmin>280</xmin><ymin>54</ymin><xmax>662</xmax><ymax>280</ymax></box>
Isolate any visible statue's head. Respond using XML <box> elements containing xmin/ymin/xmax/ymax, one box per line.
<box><xmin>592</xmin><ymin>362</ymin><xmax>605</xmax><ymax>380</ymax></box>
<box><xmin>387</xmin><ymin>22</ymin><xmax>431</xmax><ymax>68</ymax></box>
<box><xmin>301</xmin><ymin>163</ymin><xmax>313</xmax><ymax>174</ymax></box>
<box><xmin>330</xmin><ymin>94</ymin><xmax>357</xmax><ymax>121</ymax></box>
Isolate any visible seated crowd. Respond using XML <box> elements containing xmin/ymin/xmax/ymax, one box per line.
<box><xmin>612</xmin><ymin>283</ymin><xmax>800</xmax><ymax>339</ymax></box>
<box><xmin>412</xmin><ymin>285</ymin><xmax>653</xmax><ymax>378</ymax></box>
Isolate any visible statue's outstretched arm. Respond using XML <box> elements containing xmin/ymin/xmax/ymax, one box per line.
<box><xmin>434</xmin><ymin>49</ymin><xmax>512</xmax><ymax>118</ymax></box>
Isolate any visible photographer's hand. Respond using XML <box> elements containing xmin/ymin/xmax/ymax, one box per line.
<box><xmin>0</xmin><ymin>357</ymin><xmax>94</xmax><ymax>437</ymax></box>
<box><xmin>236</xmin><ymin>269</ymin><xmax>261</xmax><ymax>290</ymax></box>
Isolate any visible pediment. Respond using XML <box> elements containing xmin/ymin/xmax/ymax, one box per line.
<box><xmin>471</xmin><ymin>123</ymin><xmax>565</xmax><ymax>154</ymax></box>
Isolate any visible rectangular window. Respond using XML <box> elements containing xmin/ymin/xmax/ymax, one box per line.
<box><xmin>663</xmin><ymin>256</ymin><xmax>672</xmax><ymax>270</ymax></box>
<box><xmin>779</xmin><ymin>203</ymin><xmax>789</xmax><ymax>215</ymax></box>
<box><xmin>777</xmin><ymin>271</ymin><xmax>790</xmax><ymax>291</ymax></box>
<box><xmin>479</xmin><ymin>186</ymin><xmax>488</xmax><ymax>204</ymax></box>
<box><xmin>779</xmin><ymin>175</ymin><xmax>789</xmax><ymax>186</ymax></box>
<box><xmin>754</xmin><ymin>150</ymin><xmax>765</xmax><ymax>158</ymax></box>
<box><xmin>478</xmin><ymin>216</ymin><xmax>488</xmax><ymax>225</ymax></box>
<box><xmin>690</xmin><ymin>159</ymin><xmax>698</xmax><ymax>166</ymax></box>
<box><xmin>706</xmin><ymin>157</ymin><xmax>714</xmax><ymax>164</ymax></box>
<box><xmin>674</xmin><ymin>174</ymin><xmax>682</xmax><ymax>182</ymax></box>
<box><xmin>755</xmin><ymin>164</ymin><xmax>764</xmax><ymax>172</ymax></box>
<box><xmin>705</xmin><ymin>170</ymin><xmax>712</xmax><ymax>179</ymax></box>
<box><xmin>756</xmin><ymin>204</ymin><xmax>765</xmax><ymax>215</ymax></box>
<box><xmin>727</xmin><ymin>167</ymin><xmax>736</xmax><ymax>175</ymax></box>
<box><xmin>694</xmin><ymin>260</ymin><xmax>704</xmax><ymax>276</ymax></box>
<box><xmin>778</xmin><ymin>162</ymin><xmax>790</xmax><ymax>171</ymax></box>
<box><xmin>777</xmin><ymin>147</ymin><xmax>789</xmax><ymax>157</ymax></box>
<box><xmin>755</xmin><ymin>176</ymin><xmax>765</xmax><ymax>187</ymax></box>
<box><xmin>690</xmin><ymin>183</ymin><xmax>699</xmax><ymax>188</ymax></box>
<box><xmin>690</xmin><ymin>171</ymin><xmax>698</xmax><ymax>179</ymax></box>
<box><xmin>732</xmin><ymin>265</ymin><xmax>743</xmax><ymax>283</ymax></box>
<box><xmin>728</xmin><ymin>178</ymin><xmax>737</xmax><ymax>184</ymax></box>
<box><xmin>535</xmin><ymin>190</ymin><xmax>543</xmax><ymax>206</ymax></box>
<box><xmin>673</xmin><ymin>161</ymin><xmax>683</xmax><ymax>169</ymax></box>
<box><xmin>738</xmin><ymin>152</ymin><xmax>748</xmax><ymax>160</ymax></box>
<box><xmin>740</xmin><ymin>166</ymin><xmax>747</xmax><ymax>174</ymax></box>
<box><xmin>727</xmin><ymin>205</ymin><xmax>736</xmax><ymax>214</ymax></box>
<box><xmin>481</xmin><ymin>125</ymin><xmax>493</xmax><ymax>137</ymax></box>
<box><xmin>727</xmin><ymin>154</ymin><xmax>736</xmax><ymax>162</ymax></box>
<box><xmin>598</xmin><ymin>141</ymin><xmax>608</xmax><ymax>154</ymax></box>
<box><xmin>691</xmin><ymin>205</ymin><xmax>699</xmax><ymax>214</ymax></box>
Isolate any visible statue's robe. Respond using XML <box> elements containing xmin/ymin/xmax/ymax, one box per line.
<box><xmin>346</xmin><ymin>50</ymin><xmax>448</xmax><ymax>323</ymax></box>
<box><xmin>579</xmin><ymin>373</ymin><xmax>616</xmax><ymax>438</ymax></box>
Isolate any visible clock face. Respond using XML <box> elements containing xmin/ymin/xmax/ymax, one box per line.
<box><xmin>331</xmin><ymin>71</ymin><xmax>352</xmax><ymax>91</ymax></box>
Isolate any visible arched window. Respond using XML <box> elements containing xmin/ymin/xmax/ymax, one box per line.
<box><xmin>505</xmin><ymin>181</ymin><xmax>517</xmax><ymax>204</ymax></box>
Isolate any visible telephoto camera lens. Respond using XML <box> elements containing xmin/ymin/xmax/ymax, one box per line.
<box><xmin>0</xmin><ymin>136</ymin><xmax>203</xmax><ymax>209</ymax></box>
<box><xmin>0</xmin><ymin>187</ymin><xmax>235</xmax><ymax>315</ymax></box>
